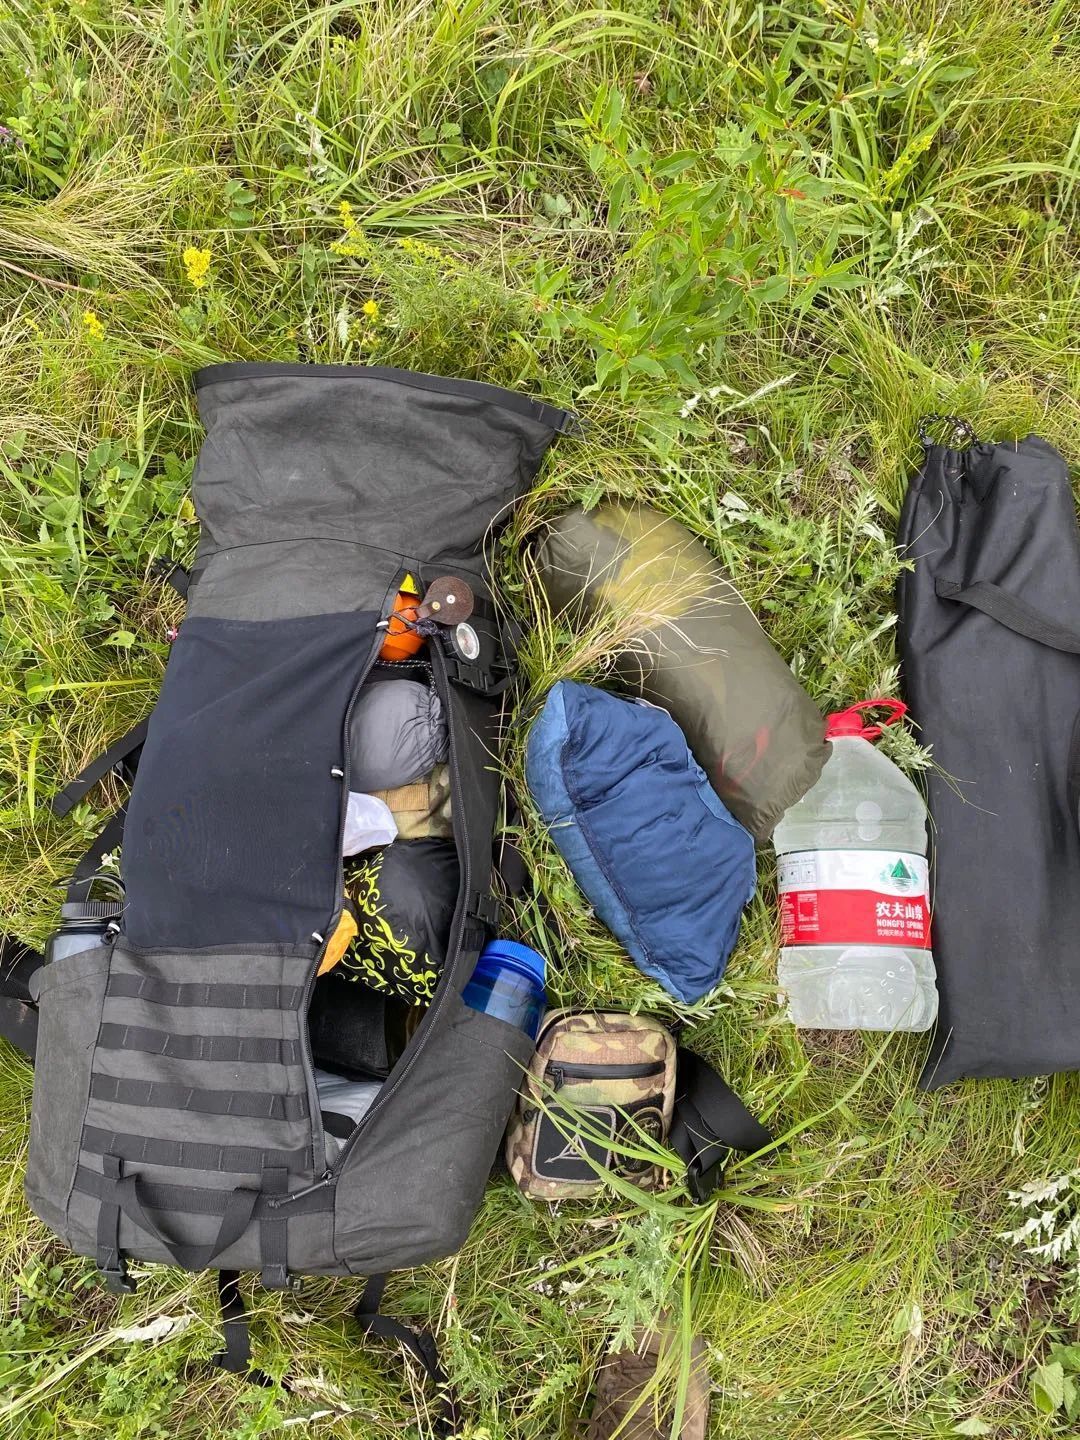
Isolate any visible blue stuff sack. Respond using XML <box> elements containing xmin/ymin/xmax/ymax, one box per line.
<box><xmin>526</xmin><ymin>680</ymin><xmax>756</xmax><ymax>1004</ymax></box>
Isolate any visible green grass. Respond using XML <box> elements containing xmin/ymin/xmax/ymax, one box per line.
<box><xmin>1</xmin><ymin>0</ymin><xmax>1079</xmax><ymax>1434</ymax></box>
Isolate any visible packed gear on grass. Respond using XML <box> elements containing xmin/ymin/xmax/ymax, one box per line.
<box><xmin>20</xmin><ymin>363</ymin><xmax>579</xmax><ymax>1431</ymax></box>
<box><xmin>8</xmin><ymin>364</ymin><xmax>775</xmax><ymax>1431</ymax></box>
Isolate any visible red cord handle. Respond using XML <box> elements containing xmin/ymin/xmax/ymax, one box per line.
<box><xmin>825</xmin><ymin>698</ymin><xmax>908</xmax><ymax>741</ymax></box>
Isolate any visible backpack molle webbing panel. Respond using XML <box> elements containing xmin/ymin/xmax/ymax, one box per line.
<box><xmin>25</xmin><ymin>364</ymin><xmax>573</xmax><ymax>1297</ymax></box>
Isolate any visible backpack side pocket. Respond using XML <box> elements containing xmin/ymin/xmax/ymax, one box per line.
<box><xmin>25</xmin><ymin>945</ymin><xmax>113</xmax><ymax>1240</ymax></box>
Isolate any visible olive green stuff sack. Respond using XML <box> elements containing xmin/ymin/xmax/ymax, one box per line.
<box><xmin>535</xmin><ymin>502</ymin><xmax>828</xmax><ymax>839</ymax></box>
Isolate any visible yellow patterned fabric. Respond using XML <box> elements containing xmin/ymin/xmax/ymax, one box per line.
<box><xmin>339</xmin><ymin>840</ymin><xmax>458</xmax><ymax>1005</ymax></box>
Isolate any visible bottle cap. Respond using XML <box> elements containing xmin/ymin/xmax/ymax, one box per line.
<box><xmin>825</xmin><ymin>698</ymin><xmax>907</xmax><ymax>741</ymax></box>
<box><xmin>478</xmin><ymin>938</ymin><xmax>546</xmax><ymax>986</ymax></box>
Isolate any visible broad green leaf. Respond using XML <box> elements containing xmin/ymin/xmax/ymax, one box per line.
<box><xmin>1033</xmin><ymin>1361</ymin><xmax>1066</xmax><ymax>1414</ymax></box>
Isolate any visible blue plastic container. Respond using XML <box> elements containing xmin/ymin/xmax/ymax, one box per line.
<box><xmin>462</xmin><ymin>939</ymin><xmax>546</xmax><ymax>1040</ymax></box>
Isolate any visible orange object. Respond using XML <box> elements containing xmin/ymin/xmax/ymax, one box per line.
<box><xmin>318</xmin><ymin>902</ymin><xmax>359</xmax><ymax>976</ymax></box>
<box><xmin>379</xmin><ymin>590</ymin><xmax>427</xmax><ymax>661</ymax></box>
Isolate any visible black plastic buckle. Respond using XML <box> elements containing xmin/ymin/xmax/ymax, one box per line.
<box><xmin>685</xmin><ymin>1153</ymin><xmax>727</xmax><ymax>1206</ymax></box>
<box><xmin>448</xmin><ymin>658</ymin><xmax>495</xmax><ymax>693</ymax></box>
<box><xmin>461</xmin><ymin>894</ymin><xmax>501</xmax><ymax>956</ymax></box>
<box><xmin>468</xmin><ymin>894</ymin><xmax>501</xmax><ymax>930</ymax></box>
<box><xmin>149</xmin><ymin>556</ymin><xmax>190</xmax><ymax>599</ymax></box>
<box><xmin>260</xmin><ymin>1265</ymin><xmax>302</xmax><ymax>1293</ymax></box>
<box><xmin>102</xmin><ymin>1261</ymin><xmax>137</xmax><ymax>1294</ymax></box>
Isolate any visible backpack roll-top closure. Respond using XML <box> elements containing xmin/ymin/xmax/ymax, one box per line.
<box><xmin>29</xmin><ymin>367</ymin><xmax>567</xmax><ymax>1282</ymax></box>
<box><xmin>187</xmin><ymin>364</ymin><xmax>568</xmax><ymax>623</ymax></box>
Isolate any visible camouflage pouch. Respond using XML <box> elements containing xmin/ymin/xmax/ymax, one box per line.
<box><xmin>506</xmin><ymin>1010</ymin><xmax>677</xmax><ymax>1199</ymax></box>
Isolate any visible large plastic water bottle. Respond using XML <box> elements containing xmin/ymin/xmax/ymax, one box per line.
<box><xmin>774</xmin><ymin>700</ymin><xmax>938</xmax><ymax>1031</ymax></box>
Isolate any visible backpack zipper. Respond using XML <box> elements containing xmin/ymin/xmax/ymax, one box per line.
<box><xmin>280</xmin><ymin>584</ymin><xmax>473</xmax><ymax>1209</ymax></box>
<box><xmin>296</xmin><ymin>574</ymin><xmax>406</xmax><ymax>1183</ymax></box>
<box><xmin>323</xmin><ymin>635</ymin><xmax>473</xmax><ymax>1166</ymax></box>
<box><xmin>547</xmin><ymin>1059</ymin><xmax>666</xmax><ymax>1091</ymax></box>
<box><xmin>266</xmin><ymin>1170</ymin><xmax>334</xmax><ymax>1208</ymax></box>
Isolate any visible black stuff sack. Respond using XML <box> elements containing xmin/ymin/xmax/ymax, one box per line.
<box><xmin>897</xmin><ymin>429</ymin><xmax>1080</xmax><ymax>1088</ymax></box>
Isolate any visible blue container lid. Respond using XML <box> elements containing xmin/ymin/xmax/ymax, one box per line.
<box><xmin>477</xmin><ymin>938</ymin><xmax>546</xmax><ymax>986</ymax></box>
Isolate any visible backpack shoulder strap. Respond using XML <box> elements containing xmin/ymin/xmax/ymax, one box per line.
<box><xmin>65</xmin><ymin>809</ymin><xmax>127</xmax><ymax>905</ymax></box>
<box><xmin>354</xmin><ymin>1274</ymin><xmax>460</xmax><ymax>1439</ymax></box>
<box><xmin>51</xmin><ymin>723</ymin><xmax>149</xmax><ymax>819</ymax></box>
<box><xmin>51</xmin><ymin>557</ymin><xmax>190</xmax><ymax>818</ymax></box>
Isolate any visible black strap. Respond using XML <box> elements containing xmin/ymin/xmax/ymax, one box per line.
<box><xmin>114</xmin><ymin>1170</ymin><xmax>259</xmax><ymax>1269</ymax></box>
<box><xmin>51</xmin><ymin>556</ymin><xmax>189</xmax><ymax>823</ymax></box>
<box><xmin>354</xmin><ymin>1274</ymin><xmax>460</xmax><ymax>1438</ymax></box>
<box><xmin>0</xmin><ymin>995</ymin><xmax>38</xmax><ymax>1063</ymax></box>
<box><xmin>213</xmin><ymin>1271</ymin><xmax>275</xmax><ymax>1385</ymax></box>
<box><xmin>96</xmin><ymin>1154</ymin><xmax>135</xmax><ymax>1293</ymax></box>
<box><xmin>493</xmin><ymin>796</ymin><xmax>530</xmax><ymax>902</ymax></box>
<box><xmin>918</xmin><ymin>414</ymin><xmax>977</xmax><ymax>448</ymax></box>
<box><xmin>259</xmin><ymin>1168</ymin><xmax>292</xmax><ymax>1290</ymax></box>
<box><xmin>670</xmin><ymin>1049</ymin><xmax>772</xmax><ymax>1204</ymax></box>
<box><xmin>106</xmin><ymin>974</ymin><xmax>303</xmax><ymax>1010</ymax></box>
<box><xmin>89</xmin><ymin>1073</ymin><xmax>309</xmax><ymax>1121</ymax></box>
<box><xmin>936</xmin><ymin>578</ymin><xmax>1080</xmax><ymax>655</ymax></box>
<box><xmin>51</xmin><ymin>721</ymin><xmax>149</xmax><ymax>819</ymax></box>
<box><xmin>96</xmin><ymin>1024</ymin><xmax>300</xmax><ymax>1064</ymax></box>
<box><xmin>66</xmin><ymin>810</ymin><xmax>127</xmax><ymax>905</ymax></box>
<box><xmin>0</xmin><ymin>936</ymin><xmax>45</xmax><ymax>1006</ymax></box>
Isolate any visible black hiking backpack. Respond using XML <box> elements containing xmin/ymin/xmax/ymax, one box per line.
<box><xmin>20</xmin><ymin>364</ymin><xmax>577</xmax><ymax>1424</ymax></box>
<box><xmin>10</xmin><ymin>363</ymin><xmax>772</xmax><ymax>1428</ymax></box>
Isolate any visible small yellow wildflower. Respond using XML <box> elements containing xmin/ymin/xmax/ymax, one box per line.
<box><xmin>396</xmin><ymin>235</ymin><xmax>456</xmax><ymax>272</ymax></box>
<box><xmin>361</xmin><ymin>299</ymin><xmax>379</xmax><ymax>320</ymax></box>
<box><xmin>82</xmin><ymin>310</ymin><xmax>105</xmax><ymax>339</ymax></box>
<box><xmin>397</xmin><ymin>235</ymin><xmax>444</xmax><ymax>262</ymax></box>
<box><xmin>329</xmin><ymin>201</ymin><xmax>371</xmax><ymax>259</ymax></box>
<box><xmin>183</xmin><ymin>246</ymin><xmax>212</xmax><ymax>289</ymax></box>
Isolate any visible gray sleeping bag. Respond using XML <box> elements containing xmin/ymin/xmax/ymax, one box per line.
<box><xmin>347</xmin><ymin>678</ymin><xmax>448</xmax><ymax>792</ymax></box>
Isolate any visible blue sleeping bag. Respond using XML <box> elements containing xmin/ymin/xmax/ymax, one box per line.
<box><xmin>526</xmin><ymin>681</ymin><xmax>756</xmax><ymax>1003</ymax></box>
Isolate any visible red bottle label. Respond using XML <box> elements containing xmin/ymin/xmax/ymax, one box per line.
<box><xmin>778</xmin><ymin>850</ymin><xmax>930</xmax><ymax>948</ymax></box>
